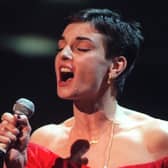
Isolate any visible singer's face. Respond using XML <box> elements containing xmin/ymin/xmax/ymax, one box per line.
<box><xmin>55</xmin><ymin>22</ymin><xmax>110</xmax><ymax>100</ymax></box>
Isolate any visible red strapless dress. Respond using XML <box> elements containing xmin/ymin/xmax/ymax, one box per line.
<box><xmin>120</xmin><ymin>157</ymin><xmax>168</xmax><ymax>168</ymax></box>
<box><xmin>26</xmin><ymin>142</ymin><xmax>89</xmax><ymax>168</ymax></box>
<box><xmin>25</xmin><ymin>143</ymin><xmax>168</xmax><ymax>168</ymax></box>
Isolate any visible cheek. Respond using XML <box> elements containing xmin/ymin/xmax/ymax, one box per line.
<box><xmin>77</xmin><ymin>60</ymin><xmax>97</xmax><ymax>79</ymax></box>
<box><xmin>76</xmin><ymin>59</ymin><xmax>107</xmax><ymax>88</ymax></box>
<box><xmin>55</xmin><ymin>55</ymin><xmax>58</xmax><ymax>66</ymax></box>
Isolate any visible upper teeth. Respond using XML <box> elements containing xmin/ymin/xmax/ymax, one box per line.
<box><xmin>60</xmin><ymin>67</ymin><xmax>72</xmax><ymax>72</ymax></box>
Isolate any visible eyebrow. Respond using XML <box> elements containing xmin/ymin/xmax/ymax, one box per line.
<box><xmin>58</xmin><ymin>36</ymin><xmax>93</xmax><ymax>42</ymax></box>
<box><xmin>76</xmin><ymin>36</ymin><xmax>92</xmax><ymax>42</ymax></box>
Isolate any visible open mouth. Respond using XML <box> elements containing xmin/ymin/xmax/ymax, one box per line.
<box><xmin>60</xmin><ymin>67</ymin><xmax>74</xmax><ymax>82</ymax></box>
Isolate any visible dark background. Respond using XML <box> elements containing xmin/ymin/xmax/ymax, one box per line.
<box><xmin>0</xmin><ymin>0</ymin><xmax>168</xmax><ymax>131</ymax></box>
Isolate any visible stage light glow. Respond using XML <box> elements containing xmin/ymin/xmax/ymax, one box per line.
<box><xmin>0</xmin><ymin>35</ymin><xmax>57</xmax><ymax>57</ymax></box>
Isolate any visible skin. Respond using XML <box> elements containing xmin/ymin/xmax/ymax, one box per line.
<box><xmin>0</xmin><ymin>113</ymin><xmax>31</xmax><ymax>168</ymax></box>
<box><xmin>30</xmin><ymin>22</ymin><xmax>168</xmax><ymax>167</ymax></box>
<box><xmin>56</xmin><ymin>23</ymin><xmax>111</xmax><ymax>101</ymax></box>
<box><xmin>1</xmin><ymin>22</ymin><xmax>168</xmax><ymax>168</ymax></box>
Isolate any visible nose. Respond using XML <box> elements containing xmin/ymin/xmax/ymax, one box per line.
<box><xmin>60</xmin><ymin>46</ymin><xmax>73</xmax><ymax>60</ymax></box>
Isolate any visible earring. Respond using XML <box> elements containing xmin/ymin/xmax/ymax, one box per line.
<box><xmin>107</xmin><ymin>73</ymin><xmax>112</xmax><ymax>85</ymax></box>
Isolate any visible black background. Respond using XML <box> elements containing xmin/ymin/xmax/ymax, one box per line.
<box><xmin>0</xmin><ymin>0</ymin><xmax>168</xmax><ymax>131</ymax></box>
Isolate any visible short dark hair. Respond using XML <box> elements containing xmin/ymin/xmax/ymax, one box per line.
<box><xmin>64</xmin><ymin>8</ymin><xmax>144</xmax><ymax>96</ymax></box>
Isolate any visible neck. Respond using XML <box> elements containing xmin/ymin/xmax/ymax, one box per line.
<box><xmin>71</xmin><ymin>91</ymin><xmax>118</xmax><ymax>140</ymax></box>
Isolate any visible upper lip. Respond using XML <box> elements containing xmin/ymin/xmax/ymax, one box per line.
<box><xmin>59</xmin><ymin>63</ymin><xmax>73</xmax><ymax>72</ymax></box>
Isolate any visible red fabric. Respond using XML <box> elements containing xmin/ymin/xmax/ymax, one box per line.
<box><xmin>25</xmin><ymin>142</ymin><xmax>90</xmax><ymax>168</ymax></box>
<box><xmin>25</xmin><ymin>142</ymin><xmax>57</xmax><ymax>168</ymax></box>
<box><xmin>25</xmin><ymin>142</ymin><xmax>168</xmax><ymax>168</ymax></box>
<box><xmin>121</xmin><ymin>157</ymin><xmax>168</xmax><ymax>168</ymax></box>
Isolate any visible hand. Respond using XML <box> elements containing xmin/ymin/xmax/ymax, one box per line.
<box><xmin>0</xmin><ymin>112</ymin><xmax>31</xmax><ymax>168</ymax></box>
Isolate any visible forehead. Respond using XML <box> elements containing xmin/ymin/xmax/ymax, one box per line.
<box><xmin>61</xmin><ymin>22</ymin><xmax>105</xmax><ymax>43</ymax></box>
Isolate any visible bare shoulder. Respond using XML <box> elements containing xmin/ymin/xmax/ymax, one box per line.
<box><xmin>118</xmin><ymin>105</ymin><xmax>168</xmax><ymax>128</ymax></box>
<box><xmin>30</xmin><ymin>117</ymin><xmax>74</xmax><ymax>146</ymax></box>
<box><xmin>31</xmin><ymin>124</ymin><xmax>67</xmax><ymax>140</ymax></box>
<box><xmin>120</xmin><ymin>106</ymin><xmax>168</xmax><ymax>156</ymax></box>
<box><xmin>142</xmin><ymin>117</ymin><xmax>168</xmax><ymax>155</ymax></box>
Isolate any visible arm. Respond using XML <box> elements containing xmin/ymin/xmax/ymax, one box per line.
<box><xmin>0</xmin><ymin>112</ymin><xmax>31</xmax><ymax>168</ymax></box>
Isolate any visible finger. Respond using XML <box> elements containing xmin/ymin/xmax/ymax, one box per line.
<box><xmin>4</xmin><ymin>131</ymin><xmax>17</xmax><ymax>142</ymax></box>
<box><xmin>1</xmin><ymin>113</ymin><xmax>17</xmax><ymax>125</ymax></box>
<box><xmin>0</xmin><ymin>120</ymin><xmax>20</xmax><ymax>135</ymax></box>
<box><xmin>0</xmin><ymin>135</ymin><xmax>11</xmax><ymax>144</ymax></box>
<box><xmin>0</xmin><ymin>128</ymin><xmax>18</xmax><ymax>143</ymax></box>
<box><xmin>0</xmin><ymin>135</ymin><xmax>12</xmax><ymax>152</ymax></box>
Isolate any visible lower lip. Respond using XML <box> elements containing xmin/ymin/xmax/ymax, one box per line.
<box><xmin>58</xmin><ymin>78</ymin><xmax>73</xmax><ymax>87</ymax></box>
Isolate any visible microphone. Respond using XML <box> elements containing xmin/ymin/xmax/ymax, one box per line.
<box><xmin>0</xmin><ymin>98</ymin><xmax>35</xmax><ymax>161</ymax></box>
<box><xmin>13</xmin><ymin>98</ymin><xmax>35</xmax><ymax>119</ymax></box>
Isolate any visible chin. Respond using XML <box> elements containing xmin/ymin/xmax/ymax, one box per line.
<box><xmin>57</xmin><ymin>86</ymin><xmax>79</xmax><ymax>99</ymax></box>
<box><xmin>57</xmin><ymin>91</ymin><xmax>78</xmax><ymax>100</ymax></box>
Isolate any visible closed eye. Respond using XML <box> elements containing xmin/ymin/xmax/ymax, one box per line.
<box><xmin>77</xmin><ymin>48</ymin><xmax>91</xmax><ymax>52</ymax></box>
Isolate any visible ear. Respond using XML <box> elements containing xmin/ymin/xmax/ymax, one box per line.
<box><xmin>108</xmin><ymin>56</ymin><xmax>127</xmax><ymax>79</ymax></box>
